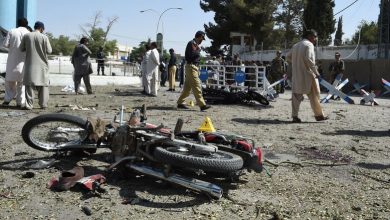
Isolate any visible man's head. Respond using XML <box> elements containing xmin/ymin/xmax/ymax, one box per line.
<box><xmin>99</xmin><ymin>46</ymin><xmax>103</xmax><ymax>51</ymax></box>
<box><xmin>303</xmin><ymin>29</ymin><xmax>318</xmax><ymax>44</ymax></box>
<box><xmin>80</xmin><ymin>37</ymin><xmax>89</xmax><ymax>45</ymax></box>
<box><xmin>150</xmin><ymin>42</ymin><xmax>158</xmax><ymax>49</ymax></box>
<box><xmin>169</xmin><ymin>48</ymin><xmax>174</xmax><ymax>54</ymax></box>
<box><xmin>195</xmin><ymin>30</ymin><xmax>206</xmax><ymax>44</ymax></box>
<box><xmin>335</xmin><ymin>52</ymin><xmax>341</xmax><ymax>60</ymax></box>
<box><xmin>17</xmin><ymin>18</ymin><xmax>28</xmax><ymax>28</ymax></box>
<box><xmin>276</xmin><ymin>50</ymin><xmax>282</xmax><ymax>57</ymax></box>
<box><xmin>34</xmin><ymin>21</ymin><xmax>45</xmax><ymax>33</ymax></box>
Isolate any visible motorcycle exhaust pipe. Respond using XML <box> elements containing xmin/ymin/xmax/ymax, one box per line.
<box><xmin>126</xmin><ymin>164</ymin><xmax>223</xmax><ymax>199</ymax></box>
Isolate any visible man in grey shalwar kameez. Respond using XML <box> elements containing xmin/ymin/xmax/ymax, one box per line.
<box><xmin>20</xmin><ymin>21</ymin><xmax>52</xmax><ymax>110</ymax></box>
<box><xmin>71</xmin><ymin>37</ymin><xmax>93</xmax><ymax>94</ymax></box>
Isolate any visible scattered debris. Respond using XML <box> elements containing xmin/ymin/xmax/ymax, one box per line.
<box><xmin>81</xmin><ymin>206</ymin><xmax>92</xmax><ymax>216</ymax></box>
<box><xmin>27</xmin><ymin>158</ymin><xmax>56</xmax><ymax>169</ymax></box>
<box><xmin>21</xmin><ymin>171</ymin><xmax>35</xmax><ymax>178</ymax></box>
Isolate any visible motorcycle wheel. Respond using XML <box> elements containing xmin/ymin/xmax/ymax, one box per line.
<box><xmin>249</xmin><ymin>91</ymin><xmax>269</xmax><ymax>106</ymax></box>
<box><xmin>153</xmin><ymin>147</ymin><xmax>243</xmax><ymax>173</ymax></box>
<box><xmin>21</xmin><ymin>114</ymin><xmax>90</xmax><ymax>152</ymax></box>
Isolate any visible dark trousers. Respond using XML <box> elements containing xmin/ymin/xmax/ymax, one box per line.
<box><xmin>74</xmin><ymin>74</ymin><xmax>93</xmax><ymax>94</ymax></box>
<box><xmin>97</xmin><ymin>63</ymin><xmax>105</xmax><ymax>75</ymax></box>
<box><xmin>160</xmin><ymin>71</ymin><xmax>168</xmax><ymax>86</ymax></box>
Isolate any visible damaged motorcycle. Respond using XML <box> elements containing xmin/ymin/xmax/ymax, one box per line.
<box><xmin>21</xmin><ymin>105</ymin><xmax>263</xmax><ymax>199</ymax></box>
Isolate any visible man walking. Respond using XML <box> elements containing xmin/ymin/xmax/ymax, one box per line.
<box><xmin>286</xmin><ymin>29</ymin><xmax>327</xmax><ymax>123</ymax></box>
<box><xmin>167</xmin><ymin>48</ymin><xmax>177</xmax><ymax>91</ymax></box>
<box><xmin>141</xmin><ymin>44</ymin><xmax>151</xmax><ymax>94</ymax></box>
<box><xmin>146</xmin><ymin>42</ymin><xmax>160</xmax><ymax>96</ymax></box>
<box><xmin>71</xmin><ymin>37</ymin><xmax>93</xmax><ymax>94</ymax></box>
<box><xmin>20</xmin><ymin>21</ymin><xmax>52</xmax><ymax>110</ymax></box>
<box><xmin>2</xmin><ymin>18</ymin><xmax>30</xmax><ymax>108</ymax></box>
<box><xmin>177</xmin><ymin>31</ymin><xmax>211</xmax><ymax>111</ymax></box>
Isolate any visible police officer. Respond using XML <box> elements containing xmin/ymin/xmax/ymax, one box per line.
<box><xmin>176</xmin><ymin>31</ymin><xmax>211</xmax><ymax>111</ymax></box>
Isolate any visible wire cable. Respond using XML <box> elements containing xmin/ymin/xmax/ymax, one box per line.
<box><xmin>334</xmin><ymin>0</ymin><xmax>360</xmax><ymax>16</ymax></box>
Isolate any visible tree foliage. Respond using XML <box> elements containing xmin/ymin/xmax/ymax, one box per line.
<box><xmin>46</xmin><ymin>33</ymin><xmax>77</xmax><ymax>56</ymax></box>
<box><xmin>80</xmin><ymin>11</ymin><xmax>118</xmax><ymax>58</ymax></box>
<box><xmin>334</xmin><ymin>16</ymin><xmax>343</xmax><ymax>46</ymax></box>
<box><xmin>128</xmin><ymin>39</ymin><xmax>151</xmax><ymax>63</ymax></box>
<box><xmin>274</xmin><ymin>0</ymin><xmax>305</xmax><ymax>49</ymax></box>
<box><xmin>303</xmin><ymin>0</ymin><xmax>335</xmax><ymax>45</ymax></box>
<box><xmin>200</xmin><ymin>0</ymin><xmax>278</xmax><ymax>55</ymax></box>
<box><xmin>351</xmin><ymin>21</ymin><xmax>378</xmax><ymax>45</ymax></box>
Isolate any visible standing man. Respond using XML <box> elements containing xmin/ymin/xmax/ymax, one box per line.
<box><xmin>270</xmin><ymin>50</ymin><xmax>286</xmax><ymax>93</ymax></box>
<box><xmin>177</xmin><ymin>31</ymin><xmax>211</xmax><ymax>111</ymax></box>
<box><xmin>167</xmin><ymin>48</ymin><xmax>177</xmax><ymax>91</ymax></box>
<box><xmin>71</xmin><ymin>37</ymin><xmax>93</xmax><ymax>95</ymax></box>
<box><xmin>141</xmin><ymin>44</ymin><xmax>151</xmax><ymax>94</ymax></box>
<box><xmin>96</xmin><ymin>46</ymin><xmax>105</xmax><ymax>75</ymax></box>
<box><xmin>2</xmin><ymin>18</ymin><xmax>30</xmax><ymax>107</ymax></box>
<box><xmin>20</xmin><ymin>21</ymin><xmax>52</xmax><ymax>110</ymax></box>
<box><xmin>146</xmin><ymin>42</ymin><xmax>160</xmax><ymax>97</ymax></box>
<box><xmin>286</xmin><ymin>29</ymin><xmax>328</xmax><ymax>123</ymax></box>
<box><xmin>328</xmin><ymin>51</ymin><xmax>344</xmax><ymax>83</ymax></box>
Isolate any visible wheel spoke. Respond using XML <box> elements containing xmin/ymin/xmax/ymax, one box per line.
<box><xmin>29</xmin><ymin>121</ymin><xmax>88</xmax><ymax>150</ymax></box>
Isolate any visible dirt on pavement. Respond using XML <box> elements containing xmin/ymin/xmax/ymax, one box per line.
<box><xmin>0</xmin><ymin>85</ymin><xmax>389</xmax><ymax>219</ymax></box>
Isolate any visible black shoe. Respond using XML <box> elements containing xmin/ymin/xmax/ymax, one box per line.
<box><xmin>167</xmin><ymin>89</ymin><xmax>173</xmax><ymax>91</ymax></box>
<box><xmin>200</xmin><ymin>105</ymin><xmax>211</xmax><ymax>111</ymax></box>
<box><xmin>177</xmin><ymin>104</ymin><xmax>189</xmax><ymax>109</ymax></box>
<box><xmin>292</xmin><ymin>117</ymin><xmax>302</xmax><ymax>123</ymax></box>
<box><xmin>2</xmin><ymin>101</ymin><xmax>10</xmax><ymax>106</ymax></box>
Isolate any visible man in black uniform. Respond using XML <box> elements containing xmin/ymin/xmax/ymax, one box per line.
<box><xmin>176</xmin><ymin>31</ymin><xmax>211</xmax><ymax>111</ymax></box>
<box><xmin>96</xmin><ymin>46</ymin><xmax>105</xmax><ymax>75</ymax></box>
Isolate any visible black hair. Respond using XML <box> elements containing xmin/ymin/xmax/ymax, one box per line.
<box><xmin>80</xmin><ymin>37</ymin><xmax>89</xmax><ymax>44</ymax></box>
<box><xmin>144</xmin><ymin>44</ymin><xmax>150</xmax><ymax>50</ymax></box>
<box><xmin>303</xmin><ymin>29</ymin><xmax>317</xmax><ymax>39</ymax></box>
<box><xmin>150</xmin><ymin>42</ymin><xmax>158</xmax><ymax>48</ymax></box>
<box><xmin>17</xmin><ymin>18</ymin><xmax>28</xmax><ymax>28</ymax></box>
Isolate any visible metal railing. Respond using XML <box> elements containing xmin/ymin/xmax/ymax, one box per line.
<box><xmin>198</xmin><ymin>64</ymin><xmax>267</xmax><ymax>91</ymax></box>
<box><xmin>48</xmin><ymin>58</ymin><xmax>140</xmax><ymax>76</ymax></box>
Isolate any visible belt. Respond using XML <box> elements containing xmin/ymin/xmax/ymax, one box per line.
<box><xmin>187</xmin><ymin>62</ymin><xmax>199</xmax><ymax>65</ymax></box>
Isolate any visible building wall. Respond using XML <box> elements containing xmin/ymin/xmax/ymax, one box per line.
<box><xmin>0</xmin><ymin>0</ymin><xmax>17</xmax><ymax>30</ymax></box>
<box><xmin>0</xmin><ymin>0</ymin><xmax>36</xmax><ymax>31</ymax></box>
<box><xmin>240</xmin><ymin>45</ymin><xmax>387</xmax><ymax>62</ymax></box>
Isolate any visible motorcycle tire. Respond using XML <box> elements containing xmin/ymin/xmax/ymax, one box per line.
<box><xmin>248</xmin><ymin>91</ymin><xmax>269</xmax><ymax>106</ymax></box>
<box><xmin>153</xmin><ymin>147</ymin><xmax>243</xmax><ymax>173</ymax></box>
<box><xmin>22</xmin><ymin>114</ymin><xmax>90</xmax><ymax>152</ymax></box>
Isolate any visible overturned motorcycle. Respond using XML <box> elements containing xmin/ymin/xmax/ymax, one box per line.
<box><xmin>21</xmin><ymin>105</ymin><xmax>263</xmax><ymax>199</ymax></box>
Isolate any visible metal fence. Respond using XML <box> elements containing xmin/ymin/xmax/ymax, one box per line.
<box><xmin>198</xmin><ymin>64</ymin><xmax>267</xmax><ymax>91</ymax></box>
<box><xmin>48</xmin><ymin>58</ymin><xmax>140</xmax><ymax>77</ymax></box>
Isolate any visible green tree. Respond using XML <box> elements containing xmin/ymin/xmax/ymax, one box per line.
<box><xmin>274</xmin><ymin>0</ymin><xmax>305</xmax><ymax>49</ymax></box>
<box><xmin>200</xmin><ymin>0</ymin><xmax>278</xmax><ymax>55</ymax></box>
<box><xmin>303</xmin><ymin>0</ymin><xmax>336</xmax><ymax>45</ymax></box>
<box><xmin>46</xmin><ymin>33</ymin><xmax>77</xmax><ymax>56</ymax></box>
<box><xmin>351</xmin><ymin>21</ymin><xmax>378</xmax><ymax>45</ymax></box>
<box><xmin>129</xmin><ymin>39</ymin><xmax>151</xmax><ymax>63</ymax></box>
<box><xmin>334</xmin><ymin>16</ymin><xmax>343</xmax><ymax>46</ymax></box>
<box><xmin>81</xmin><ymin>11</ymin><xmax>118</xmax><ymax>58</ymax></box>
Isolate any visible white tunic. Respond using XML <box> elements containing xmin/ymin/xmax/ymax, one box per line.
<box><xmin>146</xmin><ymin>48</ymin><xmax>160</xmax><ymax>79</ymax></box>
<box><xmin>2</xmin><ymin>27</ymin><xmax>30</xmax><ymax>81</ymax></box>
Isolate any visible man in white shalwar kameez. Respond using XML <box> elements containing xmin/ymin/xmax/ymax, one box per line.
<box><xmin>146</xmin><ymin>42</ymin><xmax>160</xmax><ymax>96</ymax></box>
<box><xmin>141</xmin><ymin>44</ymin><xmax>151</xmax><ymax>94</ymax></box>
<box><xmin>286</xmin><ymin>29</ymin><xmax>328</xmax><ymax>123</ymax></box>
<box><xmin>2</xmin><ymin>18</ymin><xmax>30</xmax><ymax>107</ymax></box>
